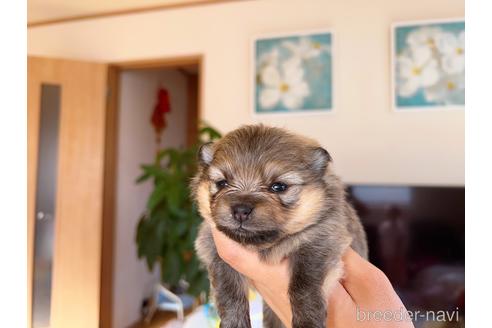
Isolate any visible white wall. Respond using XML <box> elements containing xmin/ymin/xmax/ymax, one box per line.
<box><xmin>28</xmin><ymin>0</ymin><xmax>465</xmax><ymax>186</ymax></box>
<box><xmin>114</xmin><ymin>69</ymin><xmax>188</xmax><ymax>328</ymax></box>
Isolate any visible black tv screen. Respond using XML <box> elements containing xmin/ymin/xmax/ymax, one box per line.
<box><xmin>347</xmin><ymin>185</ymin><xmax>465</xmax><ymax>326</ymax></box>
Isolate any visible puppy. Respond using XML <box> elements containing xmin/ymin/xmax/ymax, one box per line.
<box><xmin>192</xmin><ymin>125</ymin><xmax>368</xmax><ymax>328</ymax></box>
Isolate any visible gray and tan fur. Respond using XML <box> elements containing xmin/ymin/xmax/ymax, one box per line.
<box><xmin>192</xmin><ymin>125</ymin><xmax>367</xmax><ymax>328</ymax></box>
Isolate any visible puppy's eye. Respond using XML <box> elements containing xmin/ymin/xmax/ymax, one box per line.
<box><xmin>216</xmin><ymin>180</ymin><xmax>228</xmax><ymax>189</ymax></box>
<box><xmin>270</xmin><ymin>182</ymin><xmax>288</xmax><ymax>193</ymax></box>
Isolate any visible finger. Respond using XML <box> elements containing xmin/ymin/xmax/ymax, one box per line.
<box><xmin>211</xmin><ymin>227</ymin><xmax>265</xmax><ymax>278</ymax></box>
<box><xmin>255</xmin><ymin>279</ymin><xmax>292</xmax><ymax>326</ymax></box>
<box><xmin>341</xmin><ymin>247</ymin><xmax>373</xmax><ymax>279</ymax></box>
<box><xmin>329</xmin><ymin>281</ymin><xmax>355</xmax><ymax>308</ymax></box>
<box><xmin>327</xmin><ymin>282</ymin><xmax>356</xmax><ymax>327</ymax></box>
<box><xmin>340</xmin><ymin>248</ymin><xmax>391</xmax><ymax>302</ymax></box>
<box><xmin>341</xmin><ymin>248</ymin><xmax>407</xmax><ymax>310</ymax></box>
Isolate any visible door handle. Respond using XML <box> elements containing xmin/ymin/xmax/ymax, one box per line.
<box><xmin>36</xmin><ymin>211</ymin><xmax>53</xmax><ymax>221</ymax></box>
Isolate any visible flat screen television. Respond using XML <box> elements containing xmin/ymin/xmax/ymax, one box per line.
<box><xmin>346</xmin><ymin>185</ymin><xmax>465</xmax><ymax>327</ymax></box>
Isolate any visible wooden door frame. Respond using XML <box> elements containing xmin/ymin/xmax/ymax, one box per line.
<box><xmin>100</xmin><ymin>55</ymin><xmax>204</xmax><ymax>328</ymax></box>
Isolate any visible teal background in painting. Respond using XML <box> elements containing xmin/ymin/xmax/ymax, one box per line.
<box><xmin>394</xmin><ymin>21</ymin><xmax>465</xmax><ymax>108</ymax></box>
<box><xmin>255</xmin><ymin>33</ymin><xmax>332</xmax><ymax>113</ymax></box>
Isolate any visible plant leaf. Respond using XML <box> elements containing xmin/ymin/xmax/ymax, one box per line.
<box><xmin>199</xmin><ymin>126</ymin><xmax>221</xmax><ymax>142</ymax></box>
<box><xmin>147</xmin><ymin>183</ymin><xmax>168</xmax><ymax>212</ymax></box>
<box><xmin>135</xmin><ymin>172</ymin><xmax>151</xmax><ymax>183</ymax></box>
<box><xmin>135</xmin><ymin>123</ymin><xmax>219</xmax><ymax>297</ymax></box>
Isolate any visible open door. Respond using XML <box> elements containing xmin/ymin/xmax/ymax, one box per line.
<box><xmin>28</xmin><ymin>56</ymin><xmax>108</xmax><ymax>328</ymax></box>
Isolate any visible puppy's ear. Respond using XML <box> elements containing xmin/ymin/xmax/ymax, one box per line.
<box><xmin>310</xmin><ymin>147</ymin><xmax>332</xmax><ymax>174</ymax></box>
<box><xmin>198</xmin><ymin>142</ymin><xmax>214</xmax><ymax>166</ymax></box>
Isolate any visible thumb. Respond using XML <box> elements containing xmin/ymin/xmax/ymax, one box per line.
<box><xmin>211</xmin><ymin>227</ymin><xmax>265</xmax><ymax>278</ymax></box>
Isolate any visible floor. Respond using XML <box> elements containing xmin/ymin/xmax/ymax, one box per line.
<box><xmin>129</xmin><ymin>310</ymin><xmax>176</xmax><ymax>328</ymax></box>
<box><xmin>130</xmin><ymin>309</ymin><xmax>195</xmax><ymax>328</ymax></box>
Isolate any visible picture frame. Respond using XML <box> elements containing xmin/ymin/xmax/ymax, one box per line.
<box><xmin>391</xmin><ymin>18</ymin><xmax>465</xmax><ymax>111</ymax></box>
<box><xmin>251</xmin><ymin>28</ymin><xmax>335</xmax><ymax>116</ymax></box>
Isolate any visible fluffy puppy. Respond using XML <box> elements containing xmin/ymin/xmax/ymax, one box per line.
<box><xmin>192</xmin><ymin>125</ymin><xmax>367</xmax><ymax>328</ymax></box>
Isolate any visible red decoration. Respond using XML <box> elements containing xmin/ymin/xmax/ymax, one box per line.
<box><xmin>151</xmin><ymin>88</ymin><xmax>171</xmax><ymax>144</ymax></box>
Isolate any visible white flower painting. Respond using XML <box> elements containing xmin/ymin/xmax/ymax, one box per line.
<box><xmin>254</xmin><ymin>31</ymin><xmax>333</xmax><ymax>114</ymax></box>
<box><xmin>393</xmin><ymin>20</ymin><xmax>465</xmax><ymax>110</ymax></box>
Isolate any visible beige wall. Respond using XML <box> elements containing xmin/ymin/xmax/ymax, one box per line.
<box><xmin>114</xmin><ymin>69</ymin><xmax>188</xmax><ymax>328</ymax></box>
<box><xmin>28</xmin><ymin>0</ymin><xmax>465</xmax><ymax>187</ymax></box>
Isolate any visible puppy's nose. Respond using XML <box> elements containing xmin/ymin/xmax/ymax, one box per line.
<box><xmin>232</xmin><ymin>204</ymin><xmax>253</xmax><ymax>222</ymax></box>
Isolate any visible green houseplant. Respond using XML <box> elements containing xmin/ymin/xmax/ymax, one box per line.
<box><xmin>135</xmin><ymin>125</ymin><xmax>221</xmax><ymax>297</ymax></box>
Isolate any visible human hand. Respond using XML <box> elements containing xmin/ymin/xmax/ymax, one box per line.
<box><xmin>211</xmin><ymin>227</ymin><xmax>415</xmax><ymax>328</ymax></box>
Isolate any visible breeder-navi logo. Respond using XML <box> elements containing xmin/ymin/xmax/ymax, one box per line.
<box><xmin>356</xmin><ymin>306</ymin><xmax>460</xmax><ymax>322</ymax></box>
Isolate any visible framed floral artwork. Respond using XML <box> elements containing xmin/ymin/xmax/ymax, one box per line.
<box><xmin>392</xmin><ymin>19</ymin><xmax>465</xmax><ymax>111</ymax></box>
<box><xmin>253</xmin><ymin>29</ymin><xmax>333</xmax><ymax>114</ymax></box>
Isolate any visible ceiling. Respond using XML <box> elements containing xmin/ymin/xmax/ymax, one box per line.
<box><xmin>28</xmin><ymin>0</ymin><xmax>235</xmax><ymax>25</ymax></box>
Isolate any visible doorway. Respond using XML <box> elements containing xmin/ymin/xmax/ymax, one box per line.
<box><xmin>101</xmin><ymin>56</ymin><xmax>202</xmax><ymax>328</ymax></box>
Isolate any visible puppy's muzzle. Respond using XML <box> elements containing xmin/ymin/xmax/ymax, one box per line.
<box><xmin>231</xmin><ymin>204</ymin><xmax>253</xmax><ymax>223</ymax></box>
